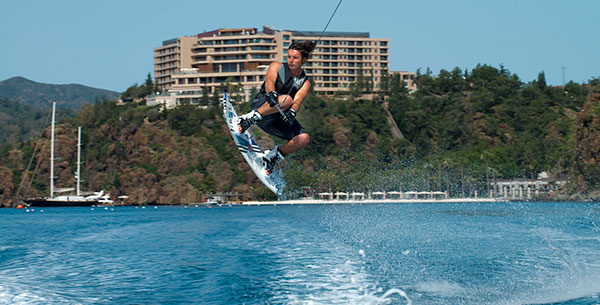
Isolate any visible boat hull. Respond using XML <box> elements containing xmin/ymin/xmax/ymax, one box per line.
<box><xmin>24</xmin><ymin>199</ymin><xmax>99</xmax><ymax>207</ymax></box>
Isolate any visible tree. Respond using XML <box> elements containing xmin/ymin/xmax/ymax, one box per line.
<box><xmin>379</xmin><ymin>70</ymin><xmax>390</xmax><ymax>96</ymax></box>
<box><xmin>211</xmin><ymin>88</ymin><xmax>221</xmax><ymax>106</ymax></box>
<box><xmin>121</xmin><ymin>72</ymin><xmax>155</xmax><ymax>100</ymax></box>
<box><xmin>201</xmin><ymin>87</ymin><xmax>210</xmax><ymax>106</ymax></box>
<box><xmin>224</xmin><ymin>77</ymin><xmax>233</xmax><ymax>93</ymax></box>
<box><xmin>249</xmin><ymin>87</ymin><xmax>259</xmax><ymax>103</ymax></box>
<box><xmin>536</xmin><ymin>71</ymin><xmax>547</xmax><ymax>90</ymax></box>
<box><xmin>390</xmin><ymin>73</ymin><xmax>408</xmax><ymax>95</ymax></box>
<box><xmin>143</xmin><ymin>72</ymin><xmax>154</xmax><ymax>96</ymax></box>
<box><xmin>349</xmin><ymin>65</ymin><xmax>367</xmax><ymax>97</ymax></box>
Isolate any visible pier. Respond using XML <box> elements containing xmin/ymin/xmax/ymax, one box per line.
<box><xmin>240</xmin><ymin>197</ymin><xmax>504</xmax><ymax>206</ymax></box>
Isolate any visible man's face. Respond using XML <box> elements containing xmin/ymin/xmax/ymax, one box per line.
<box><xmin>287</xmin><ymin>49</ymin><xmax>305</xmax><ymax>70</ymax></box>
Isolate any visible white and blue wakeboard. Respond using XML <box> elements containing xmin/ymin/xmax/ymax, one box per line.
<box><xmin>222</xmin><ymin>93</ymin><xmax>285</xmax><ymax>196</ymax></box>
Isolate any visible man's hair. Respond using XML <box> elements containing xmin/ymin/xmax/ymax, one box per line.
<box><xmin>289</xmin><ymin>40</ymin><xmax>317</xmax><ymax>60</ymax></box>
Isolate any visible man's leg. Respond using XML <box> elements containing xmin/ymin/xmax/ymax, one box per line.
<box><xmin>263</xmin><ymin>133</ymin><xmax>309</xmax><ymax>174</ymax></box>
<box><xmin>279</xmin><ymin>133</ymin><xmax>309</xmax><ymax>155</ymax></box>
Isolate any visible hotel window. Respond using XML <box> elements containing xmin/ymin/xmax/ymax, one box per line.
<box><xmin>283</xmin><ymin>35</ymin><xmax>290</xmax><ymax>40</ymax></box>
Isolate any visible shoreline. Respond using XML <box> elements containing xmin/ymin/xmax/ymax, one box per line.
<box><xmin>240</xmin><ymin>197</ymin><xmax>508</xmax><ymax>206</ymax></box>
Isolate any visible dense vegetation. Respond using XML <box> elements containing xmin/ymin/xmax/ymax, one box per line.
<box><xmin>0</xmin><ymin>98</ymin><xmax>78</xmax><ymax>144</ymax></box>
<box><xmin>120</xmin><ymin>73</ymin><xmax>157</xmax><ymax>100</ymax></box>
<box><xmin>1</xmin><ymin>64</ymin><xmax>599</xmax><ymax>206</ymax></box>
<box><xmin>0</xmin><ymin>98</ymin><xmax>49</xmax><ymax>143</ymax></box>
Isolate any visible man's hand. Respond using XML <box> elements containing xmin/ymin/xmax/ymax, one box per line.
<box><xmin>283</xmin><ymin>108</ymin><xmax>296</xmax><ymax>126</ymax></box>
<box><xmin>267</xmin><ymin>91</ymin><xmax>279</xmax><ymax>107</ymax></box>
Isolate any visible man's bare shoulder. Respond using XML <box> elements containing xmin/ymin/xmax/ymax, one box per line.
<box><xmin>268</xmin><ymin>61</ymin><xmax>282</xmax><ymax>70</ymax></box>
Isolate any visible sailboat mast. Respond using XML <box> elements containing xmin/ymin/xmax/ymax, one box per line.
<box><xmin>50</xmin><ymin>102</ymin><xmax>56</xmax><ymax>199</ymax></box>
<box><xmin>77</xmin><ymin>126</ymin><xmax>81</xmax><ymax>196</ymax></box>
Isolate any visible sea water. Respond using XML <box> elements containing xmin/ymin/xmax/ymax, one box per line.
<box><xmin>1</xmin><ymin>202</ymin><xmax>599</xmax><ymax>304</ymax></box>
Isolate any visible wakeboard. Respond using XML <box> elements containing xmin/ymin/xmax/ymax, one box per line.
<box><xmin>222</xmin><ymin>93</ymin><xmax>285</xmax><ymax>196</ymax></box>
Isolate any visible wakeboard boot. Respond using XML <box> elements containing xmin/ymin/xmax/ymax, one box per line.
<box><xmin>237</xmin><ymin>110</ymin><xmax>262</xmax><ymax>134</ymax></box>
<box><xmin>263</xmin><ymin>146</ymin><xmax>284</xmax><ymax>175</ymax></box>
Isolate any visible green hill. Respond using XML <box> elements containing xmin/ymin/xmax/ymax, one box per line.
<box><xmin>0</xmin><ymin>98</ymin><xmax>51</xmax><ymax>143</ymax></box>
<box><xmin>1</xmin><ymin>65</ymin><xmax>599</xmax><ymax>206</ymax></box>
<box><xmin>0</xmin><ymin>76</ymin><xmax>119</xmax><ymax>110</ymax></box>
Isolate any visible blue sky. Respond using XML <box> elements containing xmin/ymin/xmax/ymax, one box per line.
<box><xmin>1</xmin><ymin>0</ymin><xmax>598</xmax><ymax>92</ymax></box>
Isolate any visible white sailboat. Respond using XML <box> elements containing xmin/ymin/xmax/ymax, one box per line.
<box><xmin>24</xmin><ymin>103</ymin><xmax>113</xmax><ymax>207</ymax></box>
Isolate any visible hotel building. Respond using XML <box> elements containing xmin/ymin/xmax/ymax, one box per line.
<box><xmin>151</xmin><ymin>26</ymin><xmax>414</xmax><ymax>107</ymax></box>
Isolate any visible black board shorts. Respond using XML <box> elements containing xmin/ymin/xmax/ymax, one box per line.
<box><xmin>251</xmin><ymin>94</ymin><xmax>307</xmax><ymax>141</ymax></box>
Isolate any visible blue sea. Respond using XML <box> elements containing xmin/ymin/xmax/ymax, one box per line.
<box><xmin>1</xmin><ymin>202</ymin><xmax>600</xmax><ymax>304</ymax></box>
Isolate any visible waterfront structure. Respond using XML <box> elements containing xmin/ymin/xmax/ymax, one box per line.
<box><xmin>490</xmin><ymin>172</ymin><xmax>567</xmax><ymax>200</ymax></box>
<box><xmin>317</xmin><ymin>191</ymin><xmax>448</xmax><ymax>201</ymax></box>
<box><xmin>151</xmin><ymin>26</ymin><xmax>410</xmax><ymax>107</ymax></box>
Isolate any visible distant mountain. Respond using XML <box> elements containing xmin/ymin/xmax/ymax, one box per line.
<box><xmin>0</xmin><ymin>76</ymin><xmax>120</xmax><ymax>110</ymax></box>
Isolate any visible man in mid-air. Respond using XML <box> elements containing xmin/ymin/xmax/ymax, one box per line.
<box><xmin>237</xmin><ymin>40</ymin><xmax>316</xmax><ymax>174</ymax></box>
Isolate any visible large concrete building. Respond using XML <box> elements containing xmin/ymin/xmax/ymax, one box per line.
<box><xmin>154</xmin><ymin>36</ymin><xmax>197</xmax><ymax>90</ymax></box>
<box><xmin>151</xmin><ymin>26</ymin><xmax>415</xmax><ymax>107</ymax></box>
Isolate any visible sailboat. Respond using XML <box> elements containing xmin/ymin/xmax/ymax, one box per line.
<box><xmin>24</xmin><ymin>103</ymin><xmax>113</xmax><ymax>207</ymax></box>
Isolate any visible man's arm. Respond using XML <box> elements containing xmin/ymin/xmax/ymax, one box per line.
<box><xmin>289</xmin><ymin>80</ymin><xmax>311</xmax><ymax>112</ymax></box>
<box><xmin>264</xmin><ymin>62</ymin><xmax>281</xmax><ymax>93</ymax></box>
<box><xmin>281</xmin><ymin>80</ymin><xmax>311</xmax><ymax>125</ymax></box>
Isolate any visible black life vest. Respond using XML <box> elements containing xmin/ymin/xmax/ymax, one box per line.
<box><xmin>260</xmin><ymin>63</ymin><xmax>307</xmax><ymax>98</ymax></box>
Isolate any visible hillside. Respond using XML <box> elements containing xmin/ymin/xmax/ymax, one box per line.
<box><xmin>0</xmin><ymin>65</ymin><xmax>599</xmax><ymax>206</ymax></box>
<box><xmin>0</xmin><ymin>76</ymin><xmax>119</xmax><ymax>110</ymax></box>
<box><xmin>0</xmin><ymin>98</ymin><xmax>50</xmax><ymax>143</ymax></box>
